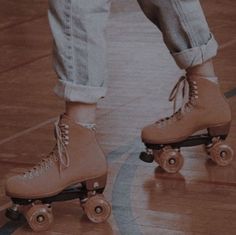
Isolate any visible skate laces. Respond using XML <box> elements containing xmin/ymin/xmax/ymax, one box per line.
<box><xmin>23</xmin><ymin>121</ymin><xmax>70</xmax><ymax>178</ymax></box>
<box><xmin>54</xmin><ymin>121</ymin><xmax>70</xmax><ymax>170</ymax></box>
<box><xmin>157</xmin><ymin>75</ymin><xmax>199</xmax><ymax>126</ymax></box>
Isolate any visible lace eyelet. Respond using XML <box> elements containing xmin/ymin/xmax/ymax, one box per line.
<box><xmin>29</xmin><ymin>174</ymin><xmax>34</xmax><ymax>179</ymax></box>
<box><xmin>186</xmin><ymin>106</ymin><xmax>192</xmax><ymax>113</ymax></box>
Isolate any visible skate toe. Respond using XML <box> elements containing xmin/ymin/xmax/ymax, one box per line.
<box><xmin>141</xmin><ymin>124</ymin><xmax>164</xmax><ymax>144</ymax></box>
<box><xmin>5</xmin><ymin>175</ymin><xmax>29</xmax><ymax>198</ymax></box>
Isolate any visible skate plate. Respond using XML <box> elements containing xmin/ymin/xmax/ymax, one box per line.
<box><xmin>140</xmin><ymin>133</ymin><xmax>233</xmax><ymax>173</ymax></box>
<box><xmin>6</xmin><ymin>184</ymin><xmax>110</xmax><ymax>232</ymax></box>
<box><xmin>10</xmin><ymin>186</ymin><xmax>91</xmax><ymax>206</ymax></box>
<box><xmin>144</xmin><ymin>134</ymin><xmax>227</xmax><ymax>150</ymax></box>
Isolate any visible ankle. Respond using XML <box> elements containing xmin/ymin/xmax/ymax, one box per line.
<box><xmin>65</xmin><ymin>102</ymin><xmax>97</xmax><ymax>124</ymax></box>
<box><xmin>186</xmin><ymin>59</ymin><xmax>216</xmax><ymax>77</ymax></box>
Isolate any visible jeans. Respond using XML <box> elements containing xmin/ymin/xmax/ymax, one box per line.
<box><xmin>48</xmin><ymin>0</ymin><xmax>218</xmax><ymax>103</ymax></box>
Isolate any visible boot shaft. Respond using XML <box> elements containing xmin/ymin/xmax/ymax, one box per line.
<box><xmin>5</xmin><ymin>115</ymin><xmax>108</xmax><ymax>199</ymax></box>
<box><xmin>187</xmin><ymin>75</ymin><xmax>231</xmax><ymax>125</ymax></box>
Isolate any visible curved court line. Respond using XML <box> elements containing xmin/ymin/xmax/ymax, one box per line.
<box><xmin>111</xmin><ymin>139</ymin><xmax>143</xmax><ymax>235</ymax></box>
<box><xmin>0</xmin><ymin>220</ymin><xmax>25</xmax><ymax>235</ymax></box>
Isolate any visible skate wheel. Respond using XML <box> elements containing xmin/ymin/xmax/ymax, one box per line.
<box><xmin>209</xmin><ymin>141</ymin><xmax>234</xmax><ymax>166</ymax></box>
<box><xmin>83</xmin><ymin>194</ymin><xmax>111</xmax><ymax>223</ymax></box>
<box><xmin>25</xmin><ymin>204</ymin><xmax>53</xmax><ymax>232</ymax></box>
<box><xmin>158</xmin><ymin>148</ymin><xmax>184</xmax><ymax>174</ymax></box>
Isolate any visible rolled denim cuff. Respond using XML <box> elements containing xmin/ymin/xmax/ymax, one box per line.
<box><xmin>172</xmin><ymin>34</ymin><xmax>218</xmax><ymax>69</ymax></box>
<box><xmin>54</xmin><ymin>80</ymin><xmax>107</xmax><ymax>104</ymax></box>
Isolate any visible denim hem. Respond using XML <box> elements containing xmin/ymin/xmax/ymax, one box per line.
<box><xmin>54</xmin><ymin>80</ymin><xmax>107</xmax><ymax>103</ymax></box>
<box><xmin>172</xmin><ymin>33</ymin><xmax>218</xmax><ymax>69</ymax></box>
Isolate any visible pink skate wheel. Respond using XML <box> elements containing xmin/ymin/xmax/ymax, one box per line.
<box><xmin>158</xmin><ymin>148</ymin><xmax>184</xmax><ymax>174</ymax></box>
<box><xmin>209</xmin><ymin>141</ymin><xmax>234</xmax><ymax>166</ymax></box>
<box><xmin>25</xmin><ymin>204</ymin><xmax>53</xmax><ymax>232</ymax></box>
<box><xmin>83</xmin><ymin>194</ymin><xmax>111</xmax><ymax>223</ymax></box>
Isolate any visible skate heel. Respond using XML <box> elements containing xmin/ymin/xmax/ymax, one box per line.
<box><xmin>85</xmin><ymin>174</ymin><xmax>107</xmax><ymax>191</ymax></box>
<box><xmin>208</xmin><ymin>122</ymin><xmax>231</xmax><ymax>137</ymax></box>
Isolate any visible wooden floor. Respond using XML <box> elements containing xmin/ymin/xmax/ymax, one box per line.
<box><xmin>0</xmin><ymin>0</ymin><xmax>236</xmax><ymax>234</ymax></box>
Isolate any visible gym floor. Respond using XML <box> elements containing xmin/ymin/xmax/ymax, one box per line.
<box><xmin>0</xmin><ymin>0</ymin><xmax>235</xmax><ymax>234</ymax></box>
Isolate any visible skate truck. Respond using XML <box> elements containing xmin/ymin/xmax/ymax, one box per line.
<box><xmin>5</xmin><ymin>181</ymin><xmax>111</xmax><ymax>232</ymax></box>
<box><xmin>140</xmin><ymin>125</ymin><xmax>234</xmax><ymax>173</ymax></box>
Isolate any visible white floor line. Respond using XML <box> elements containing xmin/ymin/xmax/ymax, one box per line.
<box><xmin>220</xmin><ymin>39</ymin><xmax>236</xmax><ymax>50</ymax></box>
<box><xmin>0</xmin><ymin>117</ymin><xmax>57</xmax><ymax>146</ymax></box>
<box><xmin>0</xmin><ymin>202</ymin><xmax>12</xmax><ymax>212</ymax></box>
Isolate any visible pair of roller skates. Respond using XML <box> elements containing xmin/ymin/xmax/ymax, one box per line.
<box><xmin>5</xmin><ymin>115</ymin><xmax>111</xmax><ymax>232</ymax></box>
<box><xmin>140</xmin><ymin>75</ymin><xmax>234</xmax><ymax>173</ymax></box>
<box><xmin>4</xmin><ymin>75</ymin><xmax>234</xmax><ymax>232</ymax></box>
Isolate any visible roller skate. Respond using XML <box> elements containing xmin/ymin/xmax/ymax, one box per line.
<box><xmin>5</xmin><ymin>115</ymin><xmax>111</xmax><ymax>232</ymax></box>
<box><xmin>140</xmin><ymin>75</ymin><xmax>234</xmax><ymax>173</ymax></box>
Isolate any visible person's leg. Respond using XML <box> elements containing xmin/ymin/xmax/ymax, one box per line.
<box><xmin>49</xmin><ymin>0</ymin><xmax>110</xmax><ymax>104</ymax></box>
<box><xmin>5</xmin><ymin>0</ymin><xmax>112</xmax><ymax>226</ymax></box>
<box><xmin>137</xmin><ymin>0</ymin><xmax>218</xmax><ymax>69</ymax></box>
<box><xmin>137</xmin><ymin>0</ymin><xmax>231</xmax><ymax>145</ymax></box>
<box><xmin>48</xmin><ymin>0</ymin><xmax>111</xmax><ymax>124</ymax></box>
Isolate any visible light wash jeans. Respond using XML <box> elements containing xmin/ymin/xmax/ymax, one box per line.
<box><xmin>48</xmin><ymin>0</ymin><xmax>218</xmax><ymax>104</ymax></box>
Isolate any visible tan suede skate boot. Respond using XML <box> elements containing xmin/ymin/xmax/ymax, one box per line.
<box><xmin>142</xmin><ymin>75</ymin><xmax>232</xmax><ymax>144</ymax></box>
<box><xmin>5</xmin><ymin>114</ymin><xmax>108</xmax><ymax>199</ymax></box>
